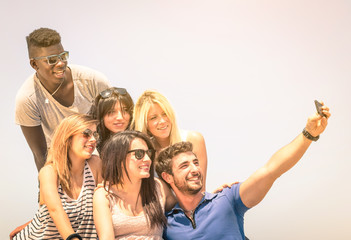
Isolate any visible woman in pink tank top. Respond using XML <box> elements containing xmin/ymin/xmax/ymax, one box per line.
<box><xmin>93</xmin><ymin>131</ymin><xmax>176</xmax><ymax>240</ymax></box>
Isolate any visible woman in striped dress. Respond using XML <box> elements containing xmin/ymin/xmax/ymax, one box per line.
<box><xmin>13</xmin><ymin>114</ymin><xmax>102</xmax><ymax>240</ymax></box>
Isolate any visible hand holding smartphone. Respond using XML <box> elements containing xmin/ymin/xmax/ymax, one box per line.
<box><xmin>314</xmin><ymin>100</ymin><xmax>327</xmax><ymax>118</ymax></box>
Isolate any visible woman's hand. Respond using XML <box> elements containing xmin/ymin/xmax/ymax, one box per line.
<box><xmin>212</xmin><ymin>182</ymin><xmax>239</xmax><ymax>193</ymax></box>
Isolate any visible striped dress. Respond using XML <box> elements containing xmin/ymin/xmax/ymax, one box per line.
<box><xmin>14</xmin><ymin>161</ymin><xmax>97</xmax><ymax>240</ymax></box>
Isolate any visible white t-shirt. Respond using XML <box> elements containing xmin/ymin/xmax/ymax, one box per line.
<box><xmin>15</xmin><ymin>64</ymin><xmax>110</xmax><ymax>146</ymax></box>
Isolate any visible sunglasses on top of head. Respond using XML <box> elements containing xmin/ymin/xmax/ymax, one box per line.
<box><xmin>32</xmin><ymin>51</ymin><xmax>69</xmax><ymax>65</ymax></box>
<box><xmin>82</xmin><ymin>129</ymin><xmax>99</xmax><ymax>140</ymax></box>
<box><xmin>99</xmin><ymin>87</ymin><xmax>127</xmax><ymax>99</ymax></box>
<box><xmin>127</xmin><ymin>149</ymin><xmax>155</xmax><ymax>160</ymax></box>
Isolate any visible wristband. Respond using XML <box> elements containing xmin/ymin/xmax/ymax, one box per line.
<box><xmin>302</xmin><ymin>128</ymin><xmax>319</xmax><ymax>141</ymax></box>
<box><xmin>66</xmin><ymin>233</ymin><xmax>82</xmax><ymax>240</ymax></box>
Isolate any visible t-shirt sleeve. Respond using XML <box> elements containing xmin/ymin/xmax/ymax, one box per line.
<box><xmin>72</xmin><ymin>64</ymin><xmax>111</xmax><ymax>100</ymax></box>
<box><xmin>227</xmin><ymin>183</ymin><xmax>250</xmax><ymax>217</ymax></box>
<box><xmin>86</xmin><ymin>67</ymin><xmax>111</xmax><ymax>97</ymax></box>
<box><xmin>95</xmin><ymin>72</ymin><xmax>111</xmax><ymax>95</ymax></box>
<box><xmin>15</xmin><ymin>91</ymin><xmax>41</xmax><ymax>127</ymax></box>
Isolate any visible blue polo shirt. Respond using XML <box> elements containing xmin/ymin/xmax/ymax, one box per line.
<box><xmin>163</xmin><ymin>183</ymin><xmax>249</xmax><ymax>240</ymax></box>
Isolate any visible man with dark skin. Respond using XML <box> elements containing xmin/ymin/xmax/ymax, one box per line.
<box><xmin>15</xmin><ymin>28</ymin><xmax>110</xmax><ymax>171</ymax></box>
<box><xmin>156</xmin><ymin>103</ymin><xmax>330</xmax><ymax>239</ymax></box>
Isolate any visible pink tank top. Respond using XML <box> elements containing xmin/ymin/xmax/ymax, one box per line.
<box><xmin>107</xmin><ymin>181</ymin><xmax>164</xmax><ymax>240</ymax></box>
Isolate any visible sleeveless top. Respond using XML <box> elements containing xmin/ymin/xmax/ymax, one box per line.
<box><xmin>14</xmin><ymin>161</ymin><xmax>97</xmax><ymax>240</ymax></box>
<box><xmin>105</xmin><ymin>181</ymin><xmax>164</xmax><ymax>240</ymax></box>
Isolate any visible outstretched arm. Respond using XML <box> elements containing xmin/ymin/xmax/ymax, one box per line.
<box><xmin>240</xmin><ymin>104</ymin><xmax>330</xmax><ymax>208</ymax></box>
<box><xmin>21</xmin><ymin>125</ymin><xmax>47</xmax><ymax>171</ymax></box>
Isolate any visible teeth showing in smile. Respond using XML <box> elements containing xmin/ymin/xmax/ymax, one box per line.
<box><xmin>85</xmin><ymin>145</ymin><xmax>95</xmax><ymax>152</ymax></box>
<box><xmin>139</xmin><ymin>165</ymin><xmax>150</xmax><ymax>170</ymax></box>
<box><xmin>54</xmin><ymin>69</ymin><xmax>65</xmax><ymax>77</ymax></box>
<box><xmin>187</xmin><ymin>175</ymin><xmax>201</xmax><ymax>182</ymax></box>
<box><xmin>157</xmin><ymin>125</ymin><xmax>168</xmax><ymax>130</ymax></box>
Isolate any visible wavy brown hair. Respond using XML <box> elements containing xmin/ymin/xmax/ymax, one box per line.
<box><xmin>45</xmin><ymin>114</ymin><xmax>98</xmax><ymax>192</ymax></box>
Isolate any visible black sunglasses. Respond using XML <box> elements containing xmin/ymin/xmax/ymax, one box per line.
<box><xmin>127</xmin><ymin>149</ymin><xmax>155</xmax><ymax>160</ymax></box>
<box><xmin>100</xmin><ymin>87</ymin><xmax>127</xmax><ymax>99</ymax></box>
<box><xmin>32</xmin><ymin>51</ymin><xmax>69</xmax><ymax>65</ymax></box>
<box><xmin>82</xmin><ymin>129</ymin><xmax>99</xmax><ymax>140</ymax></box>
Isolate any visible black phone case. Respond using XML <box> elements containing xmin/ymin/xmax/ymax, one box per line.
<box><xmin>314</xmin><ymin>100</ymin><xmax>326</xmax><ymax>117</ymax></box>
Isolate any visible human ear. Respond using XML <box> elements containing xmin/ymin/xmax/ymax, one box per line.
<box><xmin>161</xmin><ymin>172</ymin><xmax>173</xmax><ymax>184</ymax></box>
<box><xmin>30</xmin><ymin>59</ymin><xmax>38</xmax><ymax>70</ymax></box>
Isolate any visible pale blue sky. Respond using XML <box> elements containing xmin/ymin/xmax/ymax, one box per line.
<box><xmin>1</xmin><ymin>1</ymin><xmax>350</xmax><ymax>239</ymax></box>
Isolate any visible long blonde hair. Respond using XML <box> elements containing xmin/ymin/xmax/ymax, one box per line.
<box><xmin>132</xmin><ymin>90</ymin><xmax>181</xmax><ymax>146</ymax></box>
<box><xmin>45</xmin><ymin>114</ymin><xmax>98</xmax><ymax>191</ymax></box>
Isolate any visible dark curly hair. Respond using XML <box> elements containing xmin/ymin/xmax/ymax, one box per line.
<box><xmin>155</xmin><ymin>141</ymin><xmax>194</xmax><ymax>178</ymax></box>
<box><xmin>26</xmin><ymin>28</ymin><xmax>61</xmax><ymax>58</ymax></box>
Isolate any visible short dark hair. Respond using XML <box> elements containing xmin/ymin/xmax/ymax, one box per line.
<box><xmin>101</xmin><ymin>130</ymin><xmax>166</xmax><ymax>228</ymax></box>
<box><xmin>26</xmin><ymin>28</ymin><xmax>61</xmax><ymax>57</ymax></box>
<box><xmin>156</xmin><ymin>141</ymin><xmax>194</xmax><ymax>178</ymax></box>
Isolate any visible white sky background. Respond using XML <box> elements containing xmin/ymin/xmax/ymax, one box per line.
<box><xmin>1</xmin><ymin>1</ymin><xmax>350</xmax><ymax>239</ymax></box>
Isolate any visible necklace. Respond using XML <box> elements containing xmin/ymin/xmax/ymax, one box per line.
<box><xmin>51</xmin><ymin>78</ymin><xmax>65</xmax><ymax>96</ymax></box>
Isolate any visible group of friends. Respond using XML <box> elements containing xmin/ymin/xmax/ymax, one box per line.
<box><xmin>11</xmin><ymin>28</ymin><xmax>331</xmax><ymax>240</ymax></box>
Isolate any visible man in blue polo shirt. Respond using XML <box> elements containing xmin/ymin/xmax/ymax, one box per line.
<box><xmin>155</xmin><ymin>104</ymin><xmax>330</xmax><ymax>240</ymax></box>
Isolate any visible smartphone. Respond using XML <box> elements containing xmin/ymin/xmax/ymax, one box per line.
<box><xmin>314</xmin><ymin>100</ymin><xmax>326</xmax><ymax>117</ymax></box>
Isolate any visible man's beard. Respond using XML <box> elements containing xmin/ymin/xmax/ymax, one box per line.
<box><xmin>174</xmin><ymin>173</ymin><xmax>203</xmax><ymax>195</ymax></box>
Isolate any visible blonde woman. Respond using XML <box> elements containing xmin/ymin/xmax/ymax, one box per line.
<box><xmin>132</xmin><ymin>90</ymin><xmax>208</xmax><ymax>188</ymax></box>
<box><xmin>13</xmin><ymin>114</ymin><xmax>102</xmax><ymax>240</ymax></box>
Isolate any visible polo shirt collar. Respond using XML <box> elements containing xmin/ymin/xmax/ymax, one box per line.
<box><xmin>167</xmin><ymin>191</ymin><xmax>219</xmax><ymax>216</ymax></box>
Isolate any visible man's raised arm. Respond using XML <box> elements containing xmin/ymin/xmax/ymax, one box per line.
<box><xmin>239</xmin><ymin>103</ymin><xmax>330</xmax><ymax>208</ymax></box>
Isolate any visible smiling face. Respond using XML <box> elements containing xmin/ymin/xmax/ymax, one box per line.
<box><xmin>30</xmin><ymin>43</ymin><xmax>68</xmax><ymax>84</ymax></box>
<box><xmin>103</xmin><ymin>101</ymin><xmax>131</xmax><ymax>134</ymax></box>
<box><xmin>147</xmin><ymin>103</ymin><xmax>172</xmax><ymax>141</ymax></box>
<box><xmin>124</xmin><ymin>138</ymin><xmax>152</xmax><ymax>182</ymax></box>
<box><xmin>168</xmin><ymin>151</ymin><xmax>203</xmax><ymax>195</ymax></box>
<box><xmin>69</xmin><ymin>124</ymin><xmax>98</xmax><ymax>161</ymax></box>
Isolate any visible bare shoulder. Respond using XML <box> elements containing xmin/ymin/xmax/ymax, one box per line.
<box><xmin>94</xmin><ymin>185</ymin><xmax>108</xmax><ymax>196</ymax></box>
<box><xmin>87</xmin><ymin>155</ymin><xmax>102</xmax><ymax>185</ymax></box>
<box><xmin>186</xmin><ymin>130</ymin><xmax>205</xmax><ymax>143</ymax></box>
<box><xmin>87</xmin><ymin>155</ymin><xmax>102</xmax><ymax>170</ymax></box>
<box><xmin>38</xmin><ymin>164</ymin><xmax>56</xmax><ymax>181</ymax></box>
<box><xmin>93</xmin><ymin>185</ymin><xmax>110</xmax><ymax>206</ymax></box>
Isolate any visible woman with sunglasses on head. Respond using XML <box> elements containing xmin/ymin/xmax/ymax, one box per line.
<box><xmin>93</xmin><ymin>131</ymin><xmax>176</xmax><ymax>240</ymax></box>
<box><xmin>90</xmin><ymin>87</ymin><xmax>134</xmax><ymax>153</ymax></box>
<box><xmin>13</xmin><ymin>114</ymin><xmax>102</xmax><ymax>240</ymax></box>
<box><xmin>132</xmin><ymin>90</ymin><xmax>208</xmax><ymax>189</ymax></box>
